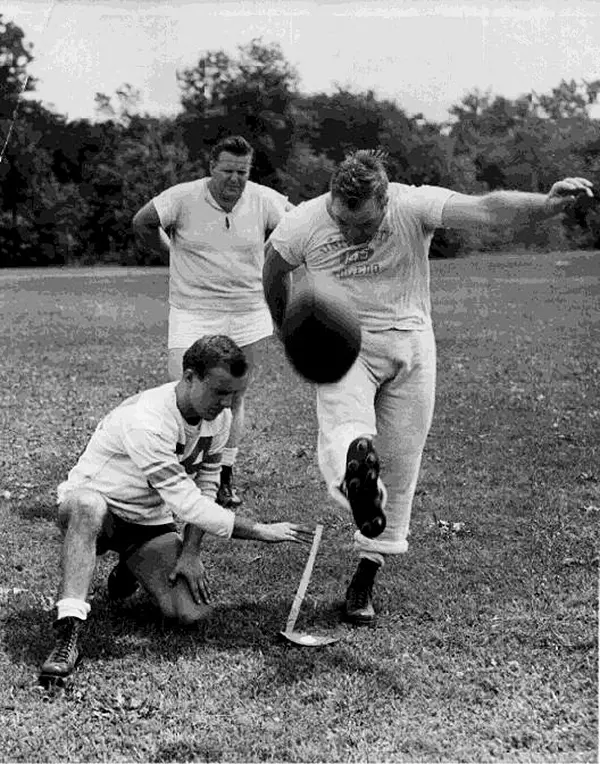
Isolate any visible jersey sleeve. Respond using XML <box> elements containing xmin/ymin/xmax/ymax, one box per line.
<box><xmin>267</xmin><ymin>205</ymin><xmax>308</xmax><ymax>267</ymax></box>
<box><xmin>121</xmin><ymin>424</ymin><xmax>235</xmax><ymax>538</ymax></box>
<box><xmin>152</xmin><ymin>184</ymin><xmax>185</xmax><ymax>230</ymax></box>
<box><xmin>411</xmin><ymin>186</ymin><xmax>456</xmax><ymax>231</ymax></box>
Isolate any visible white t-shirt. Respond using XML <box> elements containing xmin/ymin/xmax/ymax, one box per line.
<box><xmin>65</xmin><ymin>382</ymin><xmax>235</xmax><ymax>536</ymax></box>
<box><xmin>153</xmin><ymin>178</ymin><xmax>292</xmax><ymax>313</ymax></box>
<box><xmin>269</xmin><ymin>183</ymin><xmax>455</xmax><ymax>331</ymax></box>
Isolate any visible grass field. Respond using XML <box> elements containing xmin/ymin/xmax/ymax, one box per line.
<box><xmin>0</xmin><ymin>250</ymin><xmax>598</xmax><ymax>763</ymax></box>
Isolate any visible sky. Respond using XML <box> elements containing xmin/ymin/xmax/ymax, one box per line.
<box><xmin>3</xmin><ymin>0</ymin><xmax>600</xmax><ymax>124</ymax></box>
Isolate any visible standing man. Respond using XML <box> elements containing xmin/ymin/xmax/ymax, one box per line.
<box><xmin>263</xmin><ymin>149</ymin><xmax>593</xmax><ymax>626</ymax></box>
<box><xmin>40</xmin><ymin>335</ymin><xmax>314</xmax><ymax>686</ymax></box>
<box><xmin>133</xmin><ymin>136</ymin><xmax>293</xmax><ymax>508</ymax></box>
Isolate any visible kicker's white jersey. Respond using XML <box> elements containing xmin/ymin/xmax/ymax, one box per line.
<box><xmin>268</xmin><ymin>183</ymin><xmax>455</xmax><ymax>331</ymax></box>
<box><xmin>63</xmin><ymin>382</ymin><xmax>235</xmax><ymax>537</ymax></box>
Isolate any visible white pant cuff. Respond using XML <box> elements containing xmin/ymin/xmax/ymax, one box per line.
<box><xmin>353</xmin><ymin>530</ymin><xmax>408</xmax><ymax>555</ymax></box>
<box><xmin>358</xmin><ymin>551</ymin><xmax>385</xmax><ymax>567</ymax></box>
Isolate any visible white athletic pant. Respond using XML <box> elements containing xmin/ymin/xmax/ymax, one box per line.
<box><xmin>316</xmin><ymin>328</ymin><xmax>437</xmax><ymax>565</ymax></box>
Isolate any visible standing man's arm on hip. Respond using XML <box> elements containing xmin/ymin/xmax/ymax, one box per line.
<box><xmin>132</xmin><ymin>200</ymin><xmax>171</xmax><ymax>259</ymax></box>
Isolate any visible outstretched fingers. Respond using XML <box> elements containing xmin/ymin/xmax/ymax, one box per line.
<box><xmin>553</xmin><ymin>177</ymin><xmax>595</xmax><ymax>198</ymax></box>
<box><xmin>289</xmin><ymin>523</ymin><xmax>317</xmax><ymax>545</ymax></box>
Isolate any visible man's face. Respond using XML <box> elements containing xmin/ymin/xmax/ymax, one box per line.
<box><xmin>209</xmin><ymin>151</ymin><xmax>252</xmax><ymax>205</ymax></box>
<box><xmin>329</xmin><ymin>195</ymin><xmax>388</xmax><ymax>245</ymax></box>
<box><xmin>183</xmin><ymin>366</ymin><xmax>248</xmax><ymax>422</ymax></box>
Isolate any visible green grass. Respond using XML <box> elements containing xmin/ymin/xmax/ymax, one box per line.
<box><xmin>0</xmin><ymin>251</ymin><xmax>598</xmax><ymax>763</ymax></box>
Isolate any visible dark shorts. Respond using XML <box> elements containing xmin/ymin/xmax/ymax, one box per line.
<box><xmin>96</xmin><ymin>512</ymin><xmax>178</xmax><ymax>560</ymax></box>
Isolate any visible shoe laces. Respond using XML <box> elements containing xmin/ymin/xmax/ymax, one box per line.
<box><xmin>348</xmin><ymin>577</ymin><xmax>373</xmax><ymax>610</ymax></box>
<box><xmin>50</xmin><ymin>619</ymin><xmax>80</xmax><ymax>663</ymax></box>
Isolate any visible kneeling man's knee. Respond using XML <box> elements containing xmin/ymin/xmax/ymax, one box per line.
<box><xmin>59</xmin><ymin>488</ymin><xmax>107</xmax><ymax>534</ymax></box>
<box><xmin>158</xmin><ymin>585</ymin><xmax>213</xmax><ymax>626</ymax></box>
<box><xmin>126</xmin><ymin>534</ymin><xmax>213</xmax><ymax>625</ymax></box>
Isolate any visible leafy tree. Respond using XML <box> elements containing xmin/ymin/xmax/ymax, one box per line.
<box><xmin>0</xmin><ymin>19</ymin><xmax>92</xmax><ymax>265</ymax></box>
<box><xmin>294</xmin><ymin>88</ymin><xmax>452</xmax><ymax>187</ymax></box>
<box><xmin>109</xmin><ymin>115</ymin><xmax>194</xmax><ymax>263</ymax></box>
<box><xmin>176</xmin><ymin>39</ymin><xmax>299</xmax><ymax>188</ymax></box>
<box><xmin>536</xmin><ymin>79</ymin><xmax>600</xmax><ymax>121</ymax></box>
<box><xmin>277</xmin><ymin>144</ymin><xmax>336</xmax><ymax>203</ymax></box>
<box><xmin>0</xmin><ymin>14</ymin><xmax>35</xmax><ymax>116</ymax></box>
<box><xmin>94</xmin><ymin>83</ymin><xmax>142</xmax><ymax>127</ymax></box>
<box><xmin>2</xmin><ymin>13</ymin><xmax>599</xmax><ymax>265</ymax></box>
<box><xmin>0</xmin><ymin>16</ymin><xmax>39</xmax><ymax>261</ymax></box>
<box><xmin>447</xmin><ymin>81</ymin><xmax>600</xmax><ymax>250</ymax></box>
<box><xmin>296</xmin><ymin>89</ymin><xmax>386</xmax><ymax>162</ymax></box>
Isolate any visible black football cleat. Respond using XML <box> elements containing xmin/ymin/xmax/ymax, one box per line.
<box><xmin>107</xmin><ymin>560</ymin><xmax>139</xmax><ymax>601</ymax></box>
<box><xmin>342</xmin><ymin>437</ymin><xmax>386</xmax><ymax>538</ymax></box>
<box><xmin>216</xmin><ymin>482</ymin><xmax>242</xmax><ymax>508</ymax></box>
<box><xmin>39</xmin><ymin>616</ymin><xmax>83</xmax><ymax>687</ymax></box>
<box><xmin>216</xmin><ymin>467</ymin><xmax>243</xmax><ymax>508</ymax></box>
<box><xmin>345</xmin><ymin>559</ymin><xmax>380</xmax><ymax>625</ymax></box>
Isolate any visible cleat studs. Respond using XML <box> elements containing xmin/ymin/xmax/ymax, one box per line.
<box><xmin>348</xmin><ymin>478</ymin><xmax>361</xmax><ymax>492</ymax></box>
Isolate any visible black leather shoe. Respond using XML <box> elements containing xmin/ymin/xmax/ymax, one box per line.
<box><xmin>344</xmin><ymin>559</ymin><xmax>380</xmax><ymax>625</ymax></box>
<box><xmin>217</xmin><ymin>468</ymin><xmax>243</xmax><ymax>508</ymax></box>
<box><xmin>39</xmin><ymin>616</ymin><xmax>83</xmax><ymax>686</ymax></box>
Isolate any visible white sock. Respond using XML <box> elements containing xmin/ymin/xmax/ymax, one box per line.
<box><xmin>360</xmin><ymin>552</ymin><xmax>385</xmax><ymax>568</ymax></box>
<box><xmin>221</xmin><ymin>447</ymin><xmax>238</xmax><ymax>468</ymax></box>
<box><xmin>56</xmin><ymin>598</ymin><xmax>91</xmax><ymax>622</ymax></box>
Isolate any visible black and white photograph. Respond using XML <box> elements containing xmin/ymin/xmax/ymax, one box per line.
<box><xmin>0</xmin><ymin>1</ymin><xmax>598</xmax><ymax>761</ymax></box>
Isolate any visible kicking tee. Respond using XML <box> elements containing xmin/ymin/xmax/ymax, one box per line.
<box><xmin>154</xmin><ymin>179</ymin><xmax>292</xmax><ymax>313</ymax></box>
<box><xmin>269</xmin><ymin>183</ymin><xmax>455</xmax><ymax>331</ymax></box>
<box><xmin>63</xmin><ymin>383</ymin><xmax>235</xmax><ymax>537</ymax></box>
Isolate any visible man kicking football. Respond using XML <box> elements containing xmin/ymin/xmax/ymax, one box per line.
<box><xmin>39</xmin><ymin>335</ymin><xmax>314</xmax><ymax>686</ymax></box>
<box><xmin>263</xmin><ymin>149</ymin><xmax>593</xmax><ymax>626</ymax></box>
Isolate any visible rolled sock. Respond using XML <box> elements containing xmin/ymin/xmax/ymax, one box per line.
<box><xmin>354</xmin><ymin>529</ymin><xmax>408</xmax><ymax>555</ymax></box>
<box><xmin>56</xmin><ymin>598</ymin><xmax>91</xmax><ymax>622</ymax></box>
<box><xmin>360</xmin><ymin>552</ymin><xmax>385</xmax><ymax>568</ymax></box>
<box><xmin>221</xmin><ymin>447</ymin><xmax>239</xmax><ymax>468</ymax></box>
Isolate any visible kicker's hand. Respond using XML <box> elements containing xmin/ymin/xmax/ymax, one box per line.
<box><xmin>548</xmin><ymin>177</ymin><xmax>594</xmax><ymax>201</ymax></box>
<box><xmin>168</xmin><ymin>555</ymin><xmax>211</xmax><ymax>605</ymax></box>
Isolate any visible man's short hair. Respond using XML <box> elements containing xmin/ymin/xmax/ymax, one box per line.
<box><xmin>209</xmin><ymin>135</ymin><xmax>254</xmax><ymax>164</ymax></box>
<box><xmin>183</xmin><ymin>336</ymin><xmax>248</xmax><ymax>379</ymax></box>
<box><xmin>330</xmin><ymin>149</ymin><xmax>389</xmax><ymax>210</ymax></box>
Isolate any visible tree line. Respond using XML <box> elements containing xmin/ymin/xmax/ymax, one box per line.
<box><xmin>1</xmin><ymin>16</ymin><xmax>599</xmax><ymax>267</ymax></box>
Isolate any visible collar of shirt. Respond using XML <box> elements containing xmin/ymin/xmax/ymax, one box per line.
<box><xmin>204</xmin><ymin>181</ymin><xmax>244</xmax><ymax>230</ymax></box>
<box><xmin>204</xmin><ymin>180</ymin><xmax>245</xmax><ymax>214</ymax></box>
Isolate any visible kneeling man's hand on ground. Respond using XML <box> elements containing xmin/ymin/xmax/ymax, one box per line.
<box><xmin>169</xmin><ymin>554</ymin><xmax>212</xmax><ymax>605</ymax></box>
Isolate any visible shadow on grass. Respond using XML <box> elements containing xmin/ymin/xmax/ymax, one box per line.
<box><xmin>1</xmin><ymin>591</ymin><xmax>350</xmax><ymax>673</ymax></box>
<box><xmin>2</xmin><ymin>589</ymin><xmax>411</xmax><ymax>706</ymax></box>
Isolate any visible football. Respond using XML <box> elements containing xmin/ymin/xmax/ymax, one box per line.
<box><xmin>281</xmin><ymin>271</ymin><xmax>362</xmax><ymax>384</ymax></box>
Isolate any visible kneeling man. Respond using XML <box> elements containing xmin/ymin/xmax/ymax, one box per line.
<box><xmin>40</xmin><ymin>335</ymin><xmax>313</xmax><ymax>685</ymax></box>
